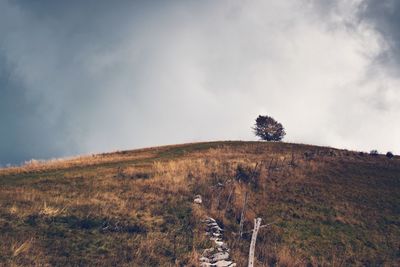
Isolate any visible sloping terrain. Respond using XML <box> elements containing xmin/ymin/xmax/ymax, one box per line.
<box><xmin>0</xmin><ymin>141</ymin><xmax>399</xmax><ymax>266</ymax></box>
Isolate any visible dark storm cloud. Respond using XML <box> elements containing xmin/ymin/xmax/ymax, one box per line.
<box><xmin>0</xmin><ymin>52</ymin><xmax>71</xmax><ymax>164</ymax></box>
<box><xmin>311</xmin><ymin>0</ymin><xmax>400</xmax><ymax>74</ymax></box>
<box><xmin>0</xmin><ymin>0</ymin><xmax>399</xmax><ymax>166</ymax></box>
<box><xmin>0</xmin><ymin>0</ymin><xmax>140</xmax><ymax>164</ymax></box>
<box><xmin>359</xmin><ymin>0</ymin><xmax>400</xmax><ymax>73</ymax></box>
<box><xmin>0</xmin><ymin>0</ymin><xmax>202</xmax><ymax>165</ymax></box>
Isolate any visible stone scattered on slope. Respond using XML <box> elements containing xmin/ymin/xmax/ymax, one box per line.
<box><xmin>194</xmin><ymin>195</ymin><xmax>203</xmax><ymax>204</ymax></box>
<box><xmin>200</xmin><ymin>217</ymin><xmax>236</xmax><ymax>267</ymax></box>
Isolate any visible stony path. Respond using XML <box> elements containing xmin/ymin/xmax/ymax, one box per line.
<box><xmin>199</xmin><ymin>217</ymin><xmax>236</xmax><ymax>267</ymax></box>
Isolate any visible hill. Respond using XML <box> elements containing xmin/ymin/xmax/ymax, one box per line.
<box><xmin>0</xmin><ymin>141</ymin><xmax>399</xmax><ymax>266</ymax></box>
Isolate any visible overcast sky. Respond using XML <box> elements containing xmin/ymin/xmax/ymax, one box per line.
<box><xmin>1</xmin><ymin>0</ymin><xmax>399</xmax><ymax>166</ymax></box>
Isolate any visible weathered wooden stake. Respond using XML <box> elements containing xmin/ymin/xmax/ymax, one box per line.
<box><xmin>290</xmin><ymin>149</ymin><xmax>296</xmax><ymax>167</ymax></box>
<box><xmin>239</xmin><ymin>191</ymin><xmax>248</xmax><ymax>238</ymax></box>
<box><xmin>248</xmin><ymin>218</ymin><xmax>262</xmax><ymax>267</ymax></box>
<box><xmin>224</xmin><ymin>184</ymin><xmax>235</xmax><ymax>212</ymax></box>
<box><xmin>267</xmin><ymin>158</ymin><xmax>274</xmax><ymax>177</ymax></box>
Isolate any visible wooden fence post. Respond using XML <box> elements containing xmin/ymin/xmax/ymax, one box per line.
<box><xmin>225</xmin><ymin>184</ymin><xmax>235</xmax><ymax>213</ymax></box>
<box><xmin>248</xmin><ymin>218</ymin><xmax>262</xmax><ymax>267</ymax></box>
<box><xmin>239</xmin><ymin>191</ymin><xmax>248</xmax><ymax>238</ymax></box>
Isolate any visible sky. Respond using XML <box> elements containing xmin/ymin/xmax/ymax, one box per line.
<box><xmin>1</xmin><ymin>0</ymin><xmax>400</xmax><ymax>166</ymax></box>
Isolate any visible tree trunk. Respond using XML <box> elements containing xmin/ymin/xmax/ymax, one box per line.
<box><xmin>248</xmin><ymin>218</ymin><xmax>262</xmax><ymax>267</ymax></box>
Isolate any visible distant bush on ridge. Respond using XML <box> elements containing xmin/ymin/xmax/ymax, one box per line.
<box><xmin>386</xmin><ymin>151</ymin><xmax>394</xmax><ymax>159</ymax></box>
<box><xmin>370</xmin><ymin>150</ymin><xmax>379</xmax><ymax>156</ymax></box>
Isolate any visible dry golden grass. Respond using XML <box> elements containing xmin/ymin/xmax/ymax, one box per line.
<box><xmin>0</xmin><ymin>141</ymin><xmax>399</xmax><ymax>266</ymax></box>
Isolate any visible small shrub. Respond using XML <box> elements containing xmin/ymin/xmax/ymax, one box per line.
<box><xmin>133</xmin><ymin>172</ymin><xmax>151</xmax><ymax>179</ymax></box>
<box><xmin>25</xmin><ymin>215</ymin><xmax>38</xmax><ymax>226</ymax></box>
<box><xmin>235</xmin><ymin>165</ymin><xmax>252</xmax><ymax>183</ymax></box>
<box><xmin>304</xmin><ymin>151</ymin><xmax>315</xmax><ymax>160</ymax></box>
<box><xmin>370</xmin><ymin>150</ymin><xmax>379</xmax><ymax>156</ymax></box>
<box><xmin>116</xmin><ymin>167</ymin><xmax>152</xmax><ymax>179</ymax></box>
<box><xmin>235</xmin><ymin>164</ymin><xmax>261</xmax><ymax>188</ymax></box>
<box><xmin>386</xmin><ymin>152</ymin><xmax>394</xmax><ymax>159</ymax></box>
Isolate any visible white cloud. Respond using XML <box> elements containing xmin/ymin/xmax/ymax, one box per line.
<box><xmin>0</xmin><ymin>0</ymin><xmax>399</xmax><ymax>164</ymax></box>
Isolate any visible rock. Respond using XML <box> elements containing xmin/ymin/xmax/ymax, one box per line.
<box><xmin>194</xmin><ymin>195</ymin><xmax>202</xmax><ymax>204</ymax></box>
<box><xmin>200</xmin><ymin>256</ymin><xmax>210</xmax><ymax>263</ymax></box>
<box><xmin>212</xmin><ymin>252</ymin><xmax>229</xmax><ymax>261</ymax></box>
<box><xmin>200</xmin><ymin>217</ymin><xmax>235</xmax><ymax>267</ymax></box>
<box><xmin>214</xmin><ymin>260</ymin><xmax>234</xmax><ymax>267</ymax></box>
<box><xmin>214</xmin><ymin>240</ymin><xmax>224</xmax><ymax>246</ymax></box>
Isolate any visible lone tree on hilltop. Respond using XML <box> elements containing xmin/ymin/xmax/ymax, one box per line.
<box><xmin>253</xmin><ymin>115</ymin><xmax>285</xmax><ymax>141</ymax></box>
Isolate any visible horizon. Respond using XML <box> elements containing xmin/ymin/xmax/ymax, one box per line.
<box><xmin>1</xmin><ymin>0</ymin><xmax>400</xmax><ymax>165</ymax></box>
<box><xmin>0</xmin><ymin>139</ymin><xmax>393</xmax><ymax>169</ymax></box>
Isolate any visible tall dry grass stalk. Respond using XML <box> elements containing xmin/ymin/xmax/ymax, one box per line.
<box><xmin>12</xmin><ymin>239</ymin><xmax>33</xmax><ymax>257</ymax></box>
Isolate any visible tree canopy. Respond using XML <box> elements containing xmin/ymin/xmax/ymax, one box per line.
<box><xmin>253</xmin><ymin>115</ymin><xmax>285</xmax><ymax>141</ymax></box>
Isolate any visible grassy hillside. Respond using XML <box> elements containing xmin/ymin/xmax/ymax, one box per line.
<box><xmin>0</xmin><ymin>141</ymin><xmax>399</xmax><ymax>266</ymax></box>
